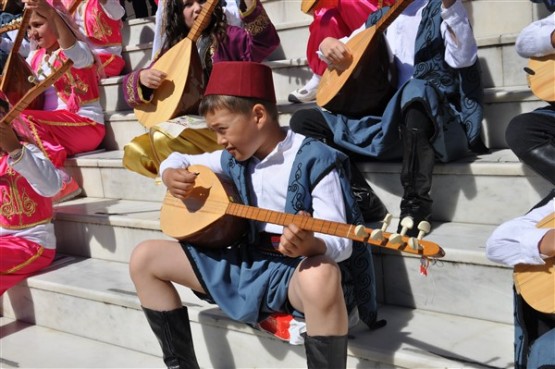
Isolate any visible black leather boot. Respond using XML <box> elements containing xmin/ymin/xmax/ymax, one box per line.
<box><xmin>142</xmin><ymin>306</ymin><xmax>200</xmax><ymax>369</ymax></box>
<box><xmin>350</xmin><ymin>163</ymin><xmax>388</xmax><ymax>223</ymax></box>
<box><xmin>518</xmin><ymin>142</ymin><xmax>555</xmax><ymax>186</ymax></box>
<box><xmin>304</xmin><ymin>334</ymin><xmax>348</xmax><ymax>369</ymax></box>
<box><xmin>399</xmin><ymin>127</ymin><xmax>435</xmax><ymax>237</ymax></box>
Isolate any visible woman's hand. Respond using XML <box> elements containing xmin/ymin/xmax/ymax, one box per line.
<box><xmin>139</xmin><ymin>68</ymin><xmax>167</xmax><ymax>90</ymax></box>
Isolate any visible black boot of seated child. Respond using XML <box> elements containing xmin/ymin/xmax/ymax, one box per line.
<box><xmin>350</xmin><ymin>163</ymin><xmax>388</xmax><ymax>223</ymax></box>
<box><xmin>519</xmin><ymin>142</ymin><xmax>555</xmax><ymax>186</ymax></box>
<box><xmin>304</xmin><ymin>334</ymin><xmax>348</xmax><ymax>369</ymax></box>
<box><xmin>399</xmin><ymin>127</ymin><xmax>434</xmax><ymax>237</ymax></box>
<box><xmin>142</xmin><ymin>306</ymin><xmax>200</xmax><ymax>369</ymax></box>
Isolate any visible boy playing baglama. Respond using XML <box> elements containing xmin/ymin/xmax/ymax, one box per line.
<box><xmin>129</xmin><ymin>61</ymin><xmax>381</xmax><ymax>369</ymax></box>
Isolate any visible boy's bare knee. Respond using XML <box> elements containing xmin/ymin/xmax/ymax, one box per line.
<box><xmin>129</xmin><ymin>240</ymin><xmax>157</xmax><ymax>280</ymax></box>
<box><xmin>297</xmin><ymin>256</ymin><xmax>342</xmax><ymax>299</ymax></box>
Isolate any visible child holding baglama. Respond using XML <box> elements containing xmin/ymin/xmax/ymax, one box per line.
<box><xmin>128</xmin><ymin>61</ymin><xmax>382</xmax><ymax>369</ymax></box>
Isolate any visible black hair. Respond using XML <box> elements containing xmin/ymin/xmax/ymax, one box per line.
<box><xmin>162</xmin><ymin>0</ymin><xmax>228</xmax><ymax>53</ymax></box>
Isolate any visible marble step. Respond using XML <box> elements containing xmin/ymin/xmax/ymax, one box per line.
<box><xmin>99</xmin><ymin>60</ymin><xmax>312</xmax><ymax>114</ymax></box>
<box><xmin>99</xmin><ymin>83</ymin><xmax>544</xmax><ymax>152</ymax></box>
<box><xmin>61</xmin><ymin>148</ymin><xmax>553</xmax><ymax>223</ymax></box>
<box><xmin>117</xmin><ymin>33</ymin><xmax>529</xmax><ymax>92</ymax></box>
<box><xmin>0</xmin><ymin>256</ymin><xmax>514</xmax><ymax>368</ymax></box>
<box><xmin>0</xmin><ymin>317</ymin><xmax>162</xmax><ymax>369</ymax></box>
<box><xmin>52</xmin><ymin>193</ymin><xmax>517</xmax><ymax>323</ymax></box>
<box><xmin>102</xmin><ymin>83</ymin><xmax>545</xmax><ymax>151</ymax></box>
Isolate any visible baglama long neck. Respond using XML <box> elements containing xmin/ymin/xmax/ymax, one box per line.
<box><xmin>226</xmin><ymin>203</ymin><xmax>369</xmax><ymax>243</ymax></box>
<box><xmin>187</xmin><ymin>0</ymin><xmax>219</xmax><ymax>42</ymax></box>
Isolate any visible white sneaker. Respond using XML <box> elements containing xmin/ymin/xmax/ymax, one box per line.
<box><xmin>288</xmin><ymin>74</ymin><xmax>321</xmax><ymax>103</ymax></box>
<box><xmin>288</xmin><ymin>86</ymin><xmax>318</xmax><ymax>103</ymax></box>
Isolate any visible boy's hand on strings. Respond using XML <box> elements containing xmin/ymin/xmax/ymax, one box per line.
<box><xmin>278</xmin><ymin>211</ymin><xmax>327</xmax><ymax>258</ymax></box>
<box><xmin>319</xmin><ymin>37</ymin><xmax>353</xmax><ymax>71</ymax></box>
<box><xmin>162</xmin><ymin>167</ymin><xmax>198</xmax><ymax>200</ymax></box>
<box><xmin>140</xmin><ymin>68</ymin><xmax>167</xmax><ymax>90</ymax></box>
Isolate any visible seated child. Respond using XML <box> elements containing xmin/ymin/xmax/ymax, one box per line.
<box><xmin>20</xmin><ymin>0</ymin><xmax>106</xmax><ymax>202</ymax></box>
<box><xmin>128</xmin><ymin>61</ymin><xmax>382</xmax><ymax>369</ymax></box>
<box><xmin>0</xmin><ymin>92</ymin><xmax>63</xmax><ymax>295</ymax></box>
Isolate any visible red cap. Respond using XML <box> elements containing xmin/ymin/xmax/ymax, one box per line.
<box><xmin>204</xmin><ymin>61</ymin><xmax>276</xmax><ymax>103</ymax></box>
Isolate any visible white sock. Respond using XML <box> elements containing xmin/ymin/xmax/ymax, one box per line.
<box><xmin>303</xmin><ymin>74</ymin><xmax>321</xmax><ymax>91</ymax></box>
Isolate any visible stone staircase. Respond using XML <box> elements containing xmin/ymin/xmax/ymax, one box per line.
<box><xmin>1</xmin><ymin>0</ymin><xmax>554</xmax><ymax>368</ymax></box>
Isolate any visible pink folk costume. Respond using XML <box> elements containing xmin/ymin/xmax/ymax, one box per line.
<box><xmin>63</xmin><ymin>0</ymin><xmax>126</xmax><ymax>77</ymax></box>
<box><xmin>121</xmin><ymin>0</ymin><xmax>279</xmax><ymax>179</ymax></box>
<box><xmin>21</xmin><ymin>44</ymin><xmax>105</xmax><ymax>167</ymax></box>
<box><xmin>0</xmin><ymin>141</ymin><xmax>63</xmax><ymax>295</ymax></box>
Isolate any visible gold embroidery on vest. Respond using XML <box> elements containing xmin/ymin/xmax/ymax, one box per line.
<box><xmin>62</xmin><ymin>72</ymin><xmax>90</xmax><ymax>97</ymax></box>
<box><xmin>91</xmin><ymin>6</ymin><xmax>113</xmax><ymax>40</ymax></box>
<box><xmin>1</xmin><ymin>169</ymin><xmax>38</xmax><ymax>224</ymax></box>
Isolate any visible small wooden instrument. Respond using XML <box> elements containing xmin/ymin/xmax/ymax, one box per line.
<box><xmin>524</xmin><ymin>56</ymin><xmax>555</xmax><ymax>103</ymax></box>
<box><xmin>1</xmin><ymin>60</ymin><xmax>73</xmax><ymax>125</ymax></box>
<box><xmin>513</xmin><ymin>212</ymin><xmax>555</xmax><ymax>314</ymax></box>
<box><xmin>0</xmin><ymin>9</ymin><xmax>44</xmax><ymax>111</ymax></box>
<box><xmin>160</xmin><ymin>165</ymin><xmax>445</xmax><ymax>258</ymax></box>
<box><xmin>133</xmin><ymin>0</ymin><xmax>218</xmax><ymax>128</ymax></box>
<box><xmin>316</xmin><ymin>0</ymin><xmax>412</xmax><ymax>117</ymax></box>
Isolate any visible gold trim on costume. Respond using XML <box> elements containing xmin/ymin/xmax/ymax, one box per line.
<box><xmin>244</xmin><ymin>9</ymin><xmax>271</xmax><ymax>37</ymax></box>
<box><xmin>1</xmin><ymin>246</ymin><xmax>44</xmax><ymax>274</ymax></box>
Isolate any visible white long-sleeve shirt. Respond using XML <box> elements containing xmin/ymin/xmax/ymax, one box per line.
<box><xmin>515</xmin><ymin>12</ymin><xmax>555</xmax><ymax>58</ymax></box>
<box><xmin>1</xmin><ymin>143</ymin><xmax>63</xmax><ymax>249</ymax></box>
<box><xmin>160</xmin><ymin>129</ymin><xmax>353</xmax><ymax>262</ymax></box>
<box><xmin>319</xmin><ymin>0</ymin><xmax>478</xmax><ymax>88</ymax></box>
<box><xmin>486</xmin><ymin>198</ymin><xmax>554</xmax><ymax>266</ymax></box>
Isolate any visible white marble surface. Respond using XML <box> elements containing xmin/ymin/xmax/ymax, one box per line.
<box><xmin>0</xmin><ymin>317</ymin><xmax>163</xmax><ymax>368</ymax></box>
<box><xmin>0</xmin><ymin>256</ymin><xmax>513</xmax><ymax>368</ymax></box>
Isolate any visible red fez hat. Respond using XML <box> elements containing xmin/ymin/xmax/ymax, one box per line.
<box><xmin>204</xmin><ymin>61</ymin><xmax>276</xmax><ymax>103</ymax></box>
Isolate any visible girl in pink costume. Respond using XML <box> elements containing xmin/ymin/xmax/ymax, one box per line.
<box><xmin>20</xmin><ymin>0</ymin><xmax>105</xmax><ymax>201</ymax></box>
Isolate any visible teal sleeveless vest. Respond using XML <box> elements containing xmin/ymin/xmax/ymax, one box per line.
<box><xmin>220</xmin><ymin>137</ymin><xmax>380</xmax><ymax>328</ymax></box>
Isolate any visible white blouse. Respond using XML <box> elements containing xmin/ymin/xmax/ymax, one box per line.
<box><xmin>486</xmin><ymin>198</ymin><xmax>554</xmax><ymax>266</ymax></box>
<box><xmin>515</xmin><ymin>13</ymin><xmax>555</xmax><ymax>58</ymax></box>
